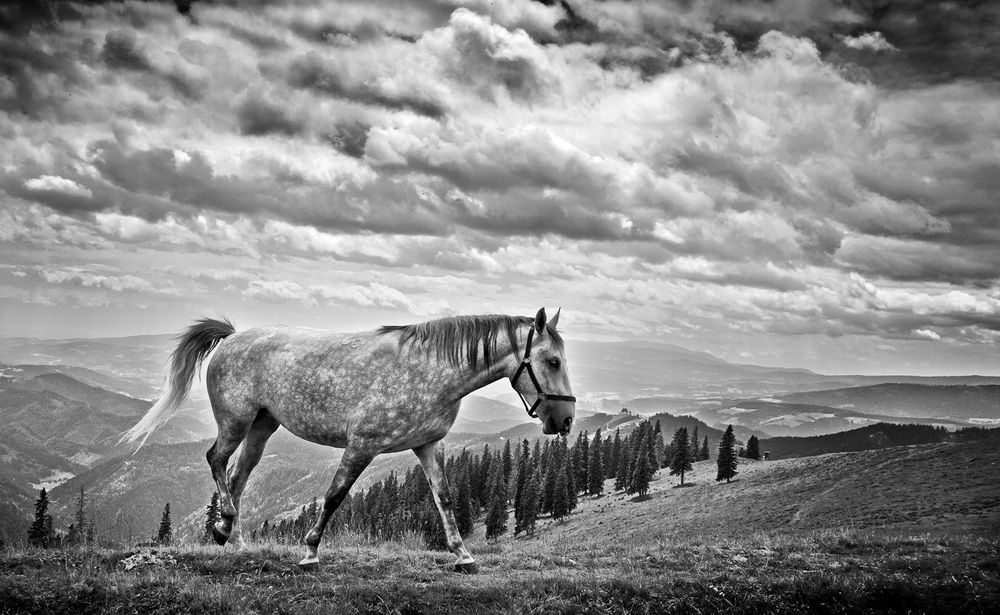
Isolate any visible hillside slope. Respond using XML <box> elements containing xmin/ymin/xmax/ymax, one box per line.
<box><xmin>529</xmin><ymin>438</ymin><xmax>1000</xmax><ymax>546</ymax></box>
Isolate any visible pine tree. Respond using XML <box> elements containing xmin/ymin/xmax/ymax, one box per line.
<box><xmin>203</xmin><ymin>492</ymin><xmax>220</xmax><ymax>543</ymax></box>
<box><xmin>700</xmin><ymin>436</ymin><xmax>710</xmax><ymax>461</ymax></box>
<box><xmin>502</xmin><ymin>439</ymin><xmax>514</xmax><ymax>487</ymax></box>
<box><xmin>644</xmin><ymin>422</ymin><xmax>658</xmax><ymax>474</ymax></box>
<box><xmin>691</xmin><ymin>425</ymin><xmax>700</xmax><ymax>460</ymax></box>
<box><xmin>542</xmin><ymin>440</ymin><xmax>559</xmax><ymax>513</ymax></box>
<box><xmin>455</xmin><ymin>468</ymin><xmax>474</xmax><ymax>537</ymax></box>
<box><xmin>513</xmin><ymin>440</ymin><xmax>530</xmax><ymax>529</ymax></box>
<box><xmin>669</xmin><ymin>427</ymin><xmax>693</xmax><ymax>486</ymax></box>
<box><xmin>587</xmin><ymin>428</ymin><xmax>604</xmax><ymax>495</ymax></box>
<box><xmin>28</xmin><ymin>488</ymin><xmax>52</xmax><ymax>548</ymax></box>
<box><xmin>479</xmin><ymin>444</ymin><xmax>492</xmax><ymax>506</ymax></box>
<box><xmin>653</xmin><ymin>421</ymin><xmax>666</xmax><ymax>468</ymax></box>
<box><xmin>484</xmin><ymin>464</ymin><xmax>508</xmax><ymax>540</ymax></box>
<box><xmin>746</xmin><ymin>435</ymin><xmax>761</xmax><ymax>460</ymax></box>
<box><xmin>630</xmin><ymin>443</ymin><xmax>651</xmax><ymax>497</ymax></box>
<box><xmin>561</xmin><ymin>436</ymin><xmax>577</xmax><ymax>511</ymax></box>
<box><xmin>609</xmin><ymin>428</ymin><xmax>622</xmax><ymax>479</ymax></box>
<box><xmin>551</xmin><ymin>452</ymin><xmax>571</xmax><ymax>521</ymax></box>
<box><xmin>68</xmin><ymin>486</ymin><xmax>86</xmax><ymax>545</ymax></box>
<box><xmin>575</xmin><ymin>431</ymin><xmax>589</xmax><ymax>492</ymax></box>
<box><xmin>157</xmin><ymin>503</ymin><xmax>172</xmax><ymax>545</ymax></box>
<box><xmin>521</xmin><ymin>467</ymin><xmax>541</xmax><ymax>535</ymax></box>
<box><xmin>716</xmin><ymin>425</ymin><xmax>738</xmax><ymax>483</ymax></box>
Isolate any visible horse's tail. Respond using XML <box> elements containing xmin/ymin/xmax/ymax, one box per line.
<box><xmin>120</xmin><ymin>317</ymin><xmax>235</xmax><ymax>450</ymax></box>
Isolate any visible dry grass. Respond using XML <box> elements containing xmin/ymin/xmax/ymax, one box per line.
<box><xmin>1</xmin><ymin>529</ymin><xmax>997</xmax><ymax>614</ymax></box>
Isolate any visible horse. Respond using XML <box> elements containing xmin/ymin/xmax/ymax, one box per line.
<box><xmin>122</xmin><ymin>307</ymin><xmax>575</xmax><ymax>573</ymax></box>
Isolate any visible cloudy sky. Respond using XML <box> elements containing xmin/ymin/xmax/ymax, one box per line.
<box><xmin>1</xmin><ymin>0</ymin><xmax>999</xmax><ymax>375</ymax></box>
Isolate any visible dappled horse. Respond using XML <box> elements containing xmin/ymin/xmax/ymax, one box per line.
<box><xmin>122</xmin><ymin>308</ymin><xmax>576</xmax><ymax>572</ymax></box>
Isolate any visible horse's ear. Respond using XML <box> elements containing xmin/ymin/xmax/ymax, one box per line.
<box><xmin>549</xmin><ymin>307</ymin><xmax>561</xmax><ymax>331</ymax></box>
<box><xmin>534</xmin><ymin>307</ymin><xmax>547</xmax><ymax>333</ymax></box>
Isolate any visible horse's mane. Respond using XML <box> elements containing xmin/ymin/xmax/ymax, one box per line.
<box><xmin>378</xmin><ymin>314</ymin><xmax>563</xmax><ymax>369</ymax></box>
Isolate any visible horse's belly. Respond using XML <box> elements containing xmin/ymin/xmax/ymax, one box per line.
<box><xmin>264</xmin><ymin>397</ymin><xmax>351</xmax><ymax>448</ymax></box>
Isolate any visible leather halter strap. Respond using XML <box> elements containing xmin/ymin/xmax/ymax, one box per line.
<box><xmin>510</xmin><ymin>327</ymin><xmax>577</xmax><ymax>418</ymax></box>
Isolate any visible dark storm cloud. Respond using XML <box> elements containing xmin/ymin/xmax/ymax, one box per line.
<box><xmin>835</xmin><ymin>0</ymin><xmax>1000</xmax><ymax>86</ymax></box>
<box><xmin>100</xmin><ymin>28</ymin><xmax>209</xmax><ymax>100</ymax></box>
<box><xmin>0</xmin><ymin>35</ymin><xmax>90</xmax><ymax>119</ymax></box>
<box><xmin>836</xmin><ymin>236</ymin><xmax>1000</xmax><ymax>284</ymax></box>
<box><xmin>322</xmin><ymin>121</ymin><xmax>370</xmax><ymax>158</ymax></box>
<box><xmin>550</xmin><ymin>1</ymin><xmax>999</xmax><ymax>88</ymax></box>
<box><xmin>236</xmin><ymin>91</ymin><xmax>306</xmax><ymax>136</ymax></box>
<box><xmin>102</xmin><ymin>28</ymin><xmax>152</xmax><ymax>71</ymax></box>
<box><xmin>286</xmin><ymin>52</ymin><xmax>446</xmax><ymax>119</ymax></box>
<box><xmin>289</xmin><ymin>16</ymin><xmax>417</xmax><ymax>45</ymax></box>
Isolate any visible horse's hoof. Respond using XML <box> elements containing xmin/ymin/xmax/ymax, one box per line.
<box><xmin>453</xmin><ymin>561</ymin><xmax>479</xmax><ymax>574</ymax></box>
<box><xmin>298</xmin><ymin>557</ymin><xmax>320</xmax><ymax>572</ymax></box>
<box><xmin>211</xmin><ymin>524</ymin><xmax>230</xmax><ymax>546</ymax></box>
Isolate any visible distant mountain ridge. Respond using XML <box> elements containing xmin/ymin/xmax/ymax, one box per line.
<box><xmin>777</xmin><ymin>384</ymin><xmax>1000</xmax><ymax>421</ymax></box>
<box><xmin>6</xmin><ymin>333</ymin><xmax>1000</xmax><ymax>406</ymax></box>
<box><xmin>686</xmin><ymin>399</ymin><xmax>970</xmax><ymax>437</ymax></box>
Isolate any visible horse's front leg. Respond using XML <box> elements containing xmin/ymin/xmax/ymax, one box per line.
<box><xmin>300</xmin><ymin>446</ymin><xmax>374</xmax><ymax>569</ymax></box>
<box><xmin>413</xmin><ymin>439</ymin><xmax>477</xmax><ymax>574</ymax></box>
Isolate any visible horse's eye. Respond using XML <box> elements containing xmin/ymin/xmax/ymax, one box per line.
<box><xmin>547</xmin><ymin>358</ymin><xmax>561</xmax><ymax>369</ymax></box>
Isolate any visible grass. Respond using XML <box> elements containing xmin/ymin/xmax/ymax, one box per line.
<box><xmin>5</xmin><ymin>440</ymin><xmax>998</xmax><ymax>613</ymax></box>
<box><xmin>1</xmin><ymin>530</ymin><xmax>997</xmax><ymax>614</ymax></box>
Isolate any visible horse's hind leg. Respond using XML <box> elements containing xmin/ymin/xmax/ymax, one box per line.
<box><xmin>413</xmin><ymin>439</ymin><xmax>477</xmax><ymax>573</ymax></box>
<box><xmin>299</xmin><ymin>446</ymin><xmax>374</xmax><ymax>568</ymax></box>
<box><xmin>206</xmin><ymin>411</ymin><xmax>255</xmax><ymax>546</ymax></box>
<box><xmin>226</xmin><ymin>409</ymin><xmax>280</xmax><ymax>548</ymax></box>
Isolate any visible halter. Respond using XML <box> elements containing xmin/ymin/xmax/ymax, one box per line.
<box><xmin>510</xmin><ymin>327</ymin><xmax>577</xmax><ymax>418</ymax></box>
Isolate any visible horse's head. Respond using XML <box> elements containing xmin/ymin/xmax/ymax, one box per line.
<box><xmin>511</xmin><ymin>307</ymin><xmax>576</xmax><ymax>436</ymax></box>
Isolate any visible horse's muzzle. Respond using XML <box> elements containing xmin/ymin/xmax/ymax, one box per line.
<box><xmin>543</xmin><ymin>414</ymin><xmax>574</xmax><ymax>436</ymax></box>
<box><xmin>559</xmin><ymin>416</ymin><xmax>573</xmax><ymax>436</ymax></box>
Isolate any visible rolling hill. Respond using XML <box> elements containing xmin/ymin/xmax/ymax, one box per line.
<box><xmin>757</xmin><ymin>422</ymin><xmax>998</xmax><ymax>460</ymax></box>
<box><xmin>532</xmin><ymin>436</ymin><xmax>1000</xmax><ymax>545</ymax></box>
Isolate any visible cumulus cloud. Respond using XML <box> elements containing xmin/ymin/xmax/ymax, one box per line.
<box><xmin>36</xmin><ymin>266</ymin><xmax>174</xmax><ymax>295</ymax></box>
<box><xmin>242</xmin><ymin>279</ymin><xmax>449</xmax><ymax>316</ymax></box>
<box><xmin>839</xmin><ymin>32</ymin><xmax>896</xmax><ymax>52</ymax></box>
<box><xmin>24</xmin><ymin>175</ymin><xmax>92</xmax><ymax>199</ymax></box>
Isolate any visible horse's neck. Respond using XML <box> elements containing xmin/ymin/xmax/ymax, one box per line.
<box><xmin>446</xmin><ymin>328</ymin><xmax>527</xmax><ymax>400</ymax></box>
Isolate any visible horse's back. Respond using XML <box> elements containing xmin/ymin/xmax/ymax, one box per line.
<box><xmin>206</xmin><ymin>326</ymin><xmax>392</xmax><ymax>446</ymax></box>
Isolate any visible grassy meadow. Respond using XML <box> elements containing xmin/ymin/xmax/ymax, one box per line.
<box><xmin>3</xmin><ymin>441</ymin><xmax>999</xmax><ymax>614</ymax></box>
<box><xmin>1</xmin><ymin>530</ymin><xmax>997</xmax><ymax>614</ymax></box>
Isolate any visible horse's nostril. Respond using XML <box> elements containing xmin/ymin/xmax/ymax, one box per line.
<box><xmin>563</xmin><ymin>417</ymin><xmax>573</xmax><ymax>429</ymax></box>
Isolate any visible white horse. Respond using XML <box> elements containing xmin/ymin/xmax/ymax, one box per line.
<box><xmin>123</xmin><ymin>308</ymin><xmax>575</xmax><ymax>573</ymax></box>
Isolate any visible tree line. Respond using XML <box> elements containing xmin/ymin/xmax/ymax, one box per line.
<box><xmin>27</xmin><ymin>418</ymin><xmax>756</xmax><ymax>549</ymax></box>
<box><xmin>27</xmin><ymin>484</ymin><xmax>174</xmax><ymax>548</ymax></box>
<box><xmin>230</xmin><ymin>419</ymin><xmax>737</xmax><ymax>548</ymax></box>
